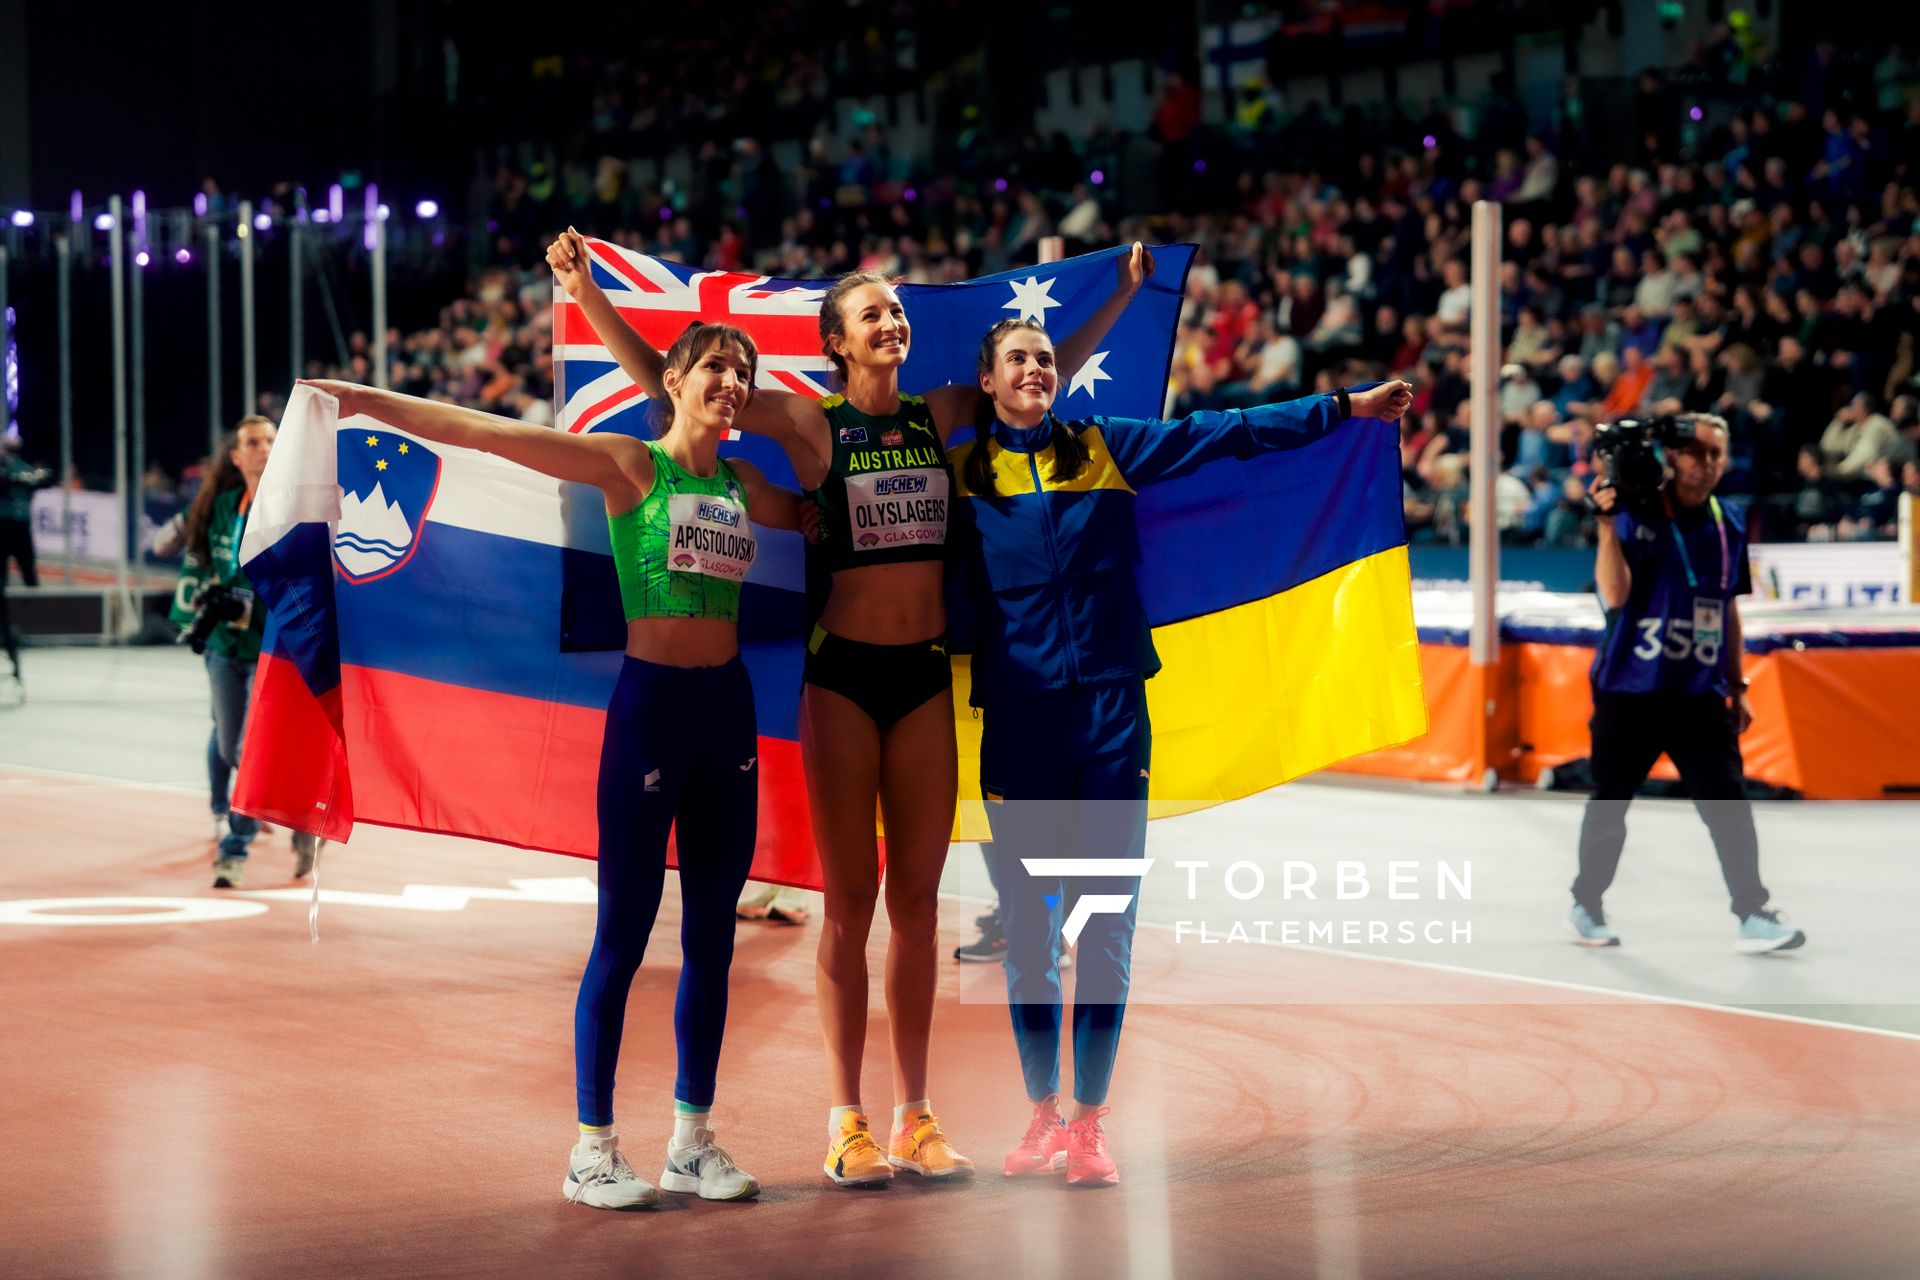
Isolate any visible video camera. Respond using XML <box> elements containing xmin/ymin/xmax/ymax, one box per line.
<box><xmin>177</xmin><ymin>582</ymin><xmax>249</xmax><ymax>655</ymax></box>
<box><xmin>1588</xmin><ymin>413</ymin><xmax>1719</xmax><ymax>511</ymax></box>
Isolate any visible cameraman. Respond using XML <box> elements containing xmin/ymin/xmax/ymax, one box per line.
<box><xmin>1570</xmin><ymin>415</ymin><xmax>1806</xmax><ymax>953</ymax></box>
<box><xmin>1</xmin><ymin>436</ymin><xmax>54</xmax><ymax>691</ymax></box>
<box><xmin>171</xmin><ymin>416</ymin><xmax>317</xmax><ymax>889</ymax></box>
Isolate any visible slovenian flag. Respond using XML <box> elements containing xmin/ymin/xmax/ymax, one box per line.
<box><xmin>233</xmin><ymin>245</ymin><xmax>1425</xmax><ymax>879</ymax></box>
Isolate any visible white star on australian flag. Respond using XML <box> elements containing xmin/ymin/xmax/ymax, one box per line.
<box><xmin>1002</xmin><ymin>275</ymin><xmax>1062</xmax><ymax>324</ymax></box>
<box><xmin>1069</xmin><ymin>350</ymin><xmax>1112</xmax><ymax>400</ymax></box>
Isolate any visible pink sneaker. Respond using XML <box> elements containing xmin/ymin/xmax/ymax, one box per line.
<box><xmin>1065</xmin><ymin>1106</ymin><xmax>1117</xmax><ymax>1187</ymax></box>
<box><xmin>1003</xmin><ymin>1094</ymin><xmax>1068</xmax><ymax>1177</ymax></box>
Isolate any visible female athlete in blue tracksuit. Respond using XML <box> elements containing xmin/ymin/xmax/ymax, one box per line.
<box><xmin>951</xmin><ymin>317</ymin><xmax>1411</xmax><ymax>1186</ymax></box>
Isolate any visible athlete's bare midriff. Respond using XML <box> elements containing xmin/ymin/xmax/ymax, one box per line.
<box><xmin>624</xmin><ymin>616</ymin><xmax>740</xmax><ymax>668</ymax></box>
<box><xmin>818</xmin><ymin>560</ymin><xmax>947</xmax><ymax>644</ymax></box>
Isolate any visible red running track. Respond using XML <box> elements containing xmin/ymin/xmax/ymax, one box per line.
<box><xmin>2</xmin><ymin>767</ymin><xmax>1917</xmax><ymax>1279</ymax></box>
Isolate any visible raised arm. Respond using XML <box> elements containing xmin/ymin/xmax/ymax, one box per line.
<box><xmin>1054</xmin><ymin>242</ymin><xmax>1154</xmax><ymax>382</ymax></box>
<box><xmin>548</xmin><ymin>230</ymin><xmax>831</xmax><ymax>484</ymax></box>
<box><xmin>297</xmin><ymin>380</ymin><xmax>649</xmax><ymax>510</ymax></box>
<box><xmin>925</xmin><ymin>243</ymin><xmax>1155</xmax><ymax>443</ymax></box>
<box><xmin>548</xmin><ymin>230</ymin><xmax>667</xmax><ymax>400</ymax></box>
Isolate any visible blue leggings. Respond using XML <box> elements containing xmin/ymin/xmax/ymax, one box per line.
<box><xmin>981</xmin><ymin>682</ymin><xmax>1149</xmax><ymax>1107</ymax></box>
<box><xmin>575</xmin><ymin>656</ymin><xmax>759</xmax><ymax>1126</ymax></box>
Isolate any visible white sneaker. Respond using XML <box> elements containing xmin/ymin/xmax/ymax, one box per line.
<box><xmin>736</xmin><ymin>882</ymin><xmax>779</xmax><ymax>919</ymax></box>
<box><xmin>563</xmin><ymin>1133</ymin><xmax>659</xmax><ymax>1209</ymax></box>
<box><xmin>767</xmin><ymin>887</ymin><xmax>811</xmax><ymax>924</ymax></box>
<box><xmin>660</xmin><ymin>1126</ymin><xmax>759</xmax><ymax>1200</ymax></box>
<box><xmin>212</xmin><ymin>858</ymin><xmax>245</xmax><ymax>889</ymax></box>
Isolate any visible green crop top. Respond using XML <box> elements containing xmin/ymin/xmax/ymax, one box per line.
<box><xmin>607</xmin><ymin>439</ymin><xmax>756</xmax><ymax>621</ymax></box>
<box><xmin>810</xmin><ymin>392</ymin><xmax>951</xmax><ymax>572</ymax></box>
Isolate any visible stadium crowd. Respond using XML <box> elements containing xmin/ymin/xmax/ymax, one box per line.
<box><xmin>284</xmin><ymin>29</ymin><xmax>1920</xmax><ymax>549</ymax></box>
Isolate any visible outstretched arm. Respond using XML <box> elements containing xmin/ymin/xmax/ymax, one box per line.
<box><xmin>1099</xmin><ymin>381</ymin><xmax>1413</xmax><ymax>487</ymax></box>
<box><xmin>297</xmin><ymin>380</ymin><xmax>649</xmax><ymax>509</ymax></box>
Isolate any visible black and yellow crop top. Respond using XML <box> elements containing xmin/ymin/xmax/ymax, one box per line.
<box><xmin>810</xmin><ymin>392</ymin><xmax>951</xmax><ymax>572</ymax></box>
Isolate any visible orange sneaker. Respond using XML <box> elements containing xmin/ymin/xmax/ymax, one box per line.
<box><xmin>889</xmin><ymin>1110</ymin><xmax>975</xmax><ymax>1180</ymax></box>
<box><xmin>1003</xmin><ymin>1094</ymin><xmax>1069</xmax><ymax>1177</ymax></box>
<box><xmin>823</xmin><ymin>1110</ymin><xmax>893</xmax><ymax>1187</ymax></box>
<box><xmin>1065</xmin><ymin>1107</ymin><xmax>1117</xmax><ymax>1187</ymax></box>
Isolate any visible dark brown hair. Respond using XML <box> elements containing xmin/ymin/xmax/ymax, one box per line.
<box><xmin>817</xmin><ymin>270</ymin><xmax>896</xmax><ymax>386</ymax></box>
<box><xmin>964</xmin><ymin>318</ymin><xmax>1088</xmax><ymax>498</ymax></box>
<box><xmin>659</xmin><ymin>322</ymin><xmax>758</xmax><ymax>437</ymax></box>
<box><xmin>184</xmin><ymin>415</ymin><xmax>273</xmax><ymax>564</ymax></box>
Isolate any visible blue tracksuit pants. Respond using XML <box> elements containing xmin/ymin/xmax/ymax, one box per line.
<box><xmin>980</xmin><ymin>681</ymin><xmax>1149</xmax><ymax>1106</ymax></box>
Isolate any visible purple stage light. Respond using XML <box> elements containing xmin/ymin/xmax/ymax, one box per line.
<box><xmin>415</xmin><ymin>199</ymin><xmax>439</xmax><ymax>219</ymax></box>
<box><xmin>994</xmin><ymin>177</ymin><xmax>1008</xmax><ymax>192</ymax></box>
<box><xmin>135</xmin><ymin>251</ymin><xmax>150</xmax><ymax>267</ymax></box>
<box><xmin>1423</xmin><ymin>134</ymin><xmax>1437</xmax><ymax>149</ymax></box>
<box><xmin>312</xmin><ymin>209</ymin><xmax>331</xmax><ymax>223</ymax></box>
<box><xmin>8</xmin><ymin>210</ymin><xmax>31</xmax><ymax>228</ymax></box>
<box><xmin>903</xmin><ymin>187</ymin><xmax>917</xmax><ymax>202</ymax></box>
<box><xmin>70</xmin><ymin>191</ymin><xmax>83</xmax><ymax>222</ymax></box>
<box><xmin>1689</xmin><ymin>106</ymin><xmax>1704</xmax><ymax>121</ymax></box>
<box><xmin>1193</xmin><ymin>159</ymin><xmax>1207</xmax><ymax>173</ymax></box>
<box><xmin>660</xmin><ymin>206</ymin><xmax>673</xmax><ymax>221</ymax></box>
<box><xmin>254</xmin><ymin>213</ymin><xmax>271</xmax><ymax>231</ymax></box>
<box><xmin>194</xmin><ymin>193</ymin><xmax>208</xmax><ymax>217</ymax></box>
<box><xmin>329</xmin><ymin>184</ymin><xmax>344</xmax><ymax>222</ymax></box>
<box><xmin>1090</xmin><ymin>169</ymin><xmax>1105</xmax><ymax>185</ymax></box>
<box><xmin>93</xmin><ymin>213</ymin><xmax>114</xmax><ymax>231</ymax></box>
<box><xmin>174</xmin><ymin>248</ymin><xmax>192</xmax><ymax>264</ymax></box>
<box><xmin>376</xmin><ymin>204</ymin><xmax>390</xmax><ymax>220</ymax></box>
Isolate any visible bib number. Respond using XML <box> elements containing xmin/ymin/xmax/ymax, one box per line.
<box><xmin>844</xmin><ymin>467</ymin><xmax>948</xmax><ymax>552</ymax></box>
<box><xmin>1630</xmin><ymin>600</ymin><xmax>1723</xmax><ymax>668</ymax></box>
<box><xmin>665</xmin><ymin>493</ymin><xmax>755</xmax><ymax>581</ymax></box>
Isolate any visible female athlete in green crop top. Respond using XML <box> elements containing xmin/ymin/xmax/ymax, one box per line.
<box><xmin>301</xmin><ymin>322</ymin><xmax>806</xmax><ymax>1211</ymax></box>
<box><xmin>549</xmin><ymin>228</ymin><xmax>1151</xmax><ymax>1185</ymax></box>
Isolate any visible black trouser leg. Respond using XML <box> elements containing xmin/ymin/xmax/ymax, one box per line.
<box><xmin>1573</xmin><ymin>691</ymin><xmax>1667</xmax><ymax>910</ymax></box>
<box><xmin>1665</xmin><ymin>695</ymin><xmax>1767</xmax><ymax>918</ymax></box>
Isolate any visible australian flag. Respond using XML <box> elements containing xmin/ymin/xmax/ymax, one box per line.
<box><xmin>553</xmin><ymin>240</ymin><xmax>1197</xmax><ymax>442</ymax></box>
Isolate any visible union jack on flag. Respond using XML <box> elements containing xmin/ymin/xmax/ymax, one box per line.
<box><xmin>550</xmin><ymin>236</ymin><xmax>1200</xmax><ymax>448</ymax></box>
<box><xmin>554</xmin><ymin>242</ymin><xmax>837</xmax><ymax>438</ymax></box>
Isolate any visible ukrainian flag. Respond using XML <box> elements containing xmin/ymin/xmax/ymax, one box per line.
<box><xmin>949</xmin><ymin>414</ymin><xmax>1425</xmax><ymax>837</ymax></box>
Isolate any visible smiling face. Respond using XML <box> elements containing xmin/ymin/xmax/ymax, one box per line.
<box><xmin>660</xmin><ymin>328</ymin><xmax>756</xmax><ymax>435</ymax></box>
<box><xmin>827</xmin><ymin>280</ymin><xmax>910</xmax><ymax>375</ymax></box>
<box><xmin>977</xmin><ymin>321</ymin><xmax>1058</xmax><ymax>427</ymax></box>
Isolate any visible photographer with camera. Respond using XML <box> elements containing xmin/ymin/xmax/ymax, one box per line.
<box><xmin>1</xmin><ymin>435</ymin><xmax>54</xmax><ymax>693</ymax></box>
<box><xmin>1569</xmin><ymin>413</ymin><xmax>1806</xmax><ymax>953</ymax></box>
<box><xmin>170</xmin><ymin>415</ymin><xmax>318</xmax><ymax>889</ymax></box>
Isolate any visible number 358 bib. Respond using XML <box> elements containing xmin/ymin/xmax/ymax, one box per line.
<box><xmin>844</xmin><ymin>467</ymin><xmax>949</xmax><ymax>552</ymax></box>
<box><xmin>666</xmin><ymin>493</ymin><xmax>756</xmax><ymax>580</ymax></box>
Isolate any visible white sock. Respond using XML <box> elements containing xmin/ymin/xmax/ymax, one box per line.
<box><xmin>828</xmin><ymin>1103</ymin><xmax>863</xmax><ymax>1140</ymax></box>
<box><xmin>576</xmin><ymin>1123</ymin><xmax>614</xmax><ymax>1152</ymax></box>
<box><xmin>894</xmin><ymin>1099</ymin><xmax>931</xmax><ymax>1129</ymax></box>
<box><xmin>671</xmin><ymin>1107</ymin><xmax>710</xmax><ymax>1151</ymax></box>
